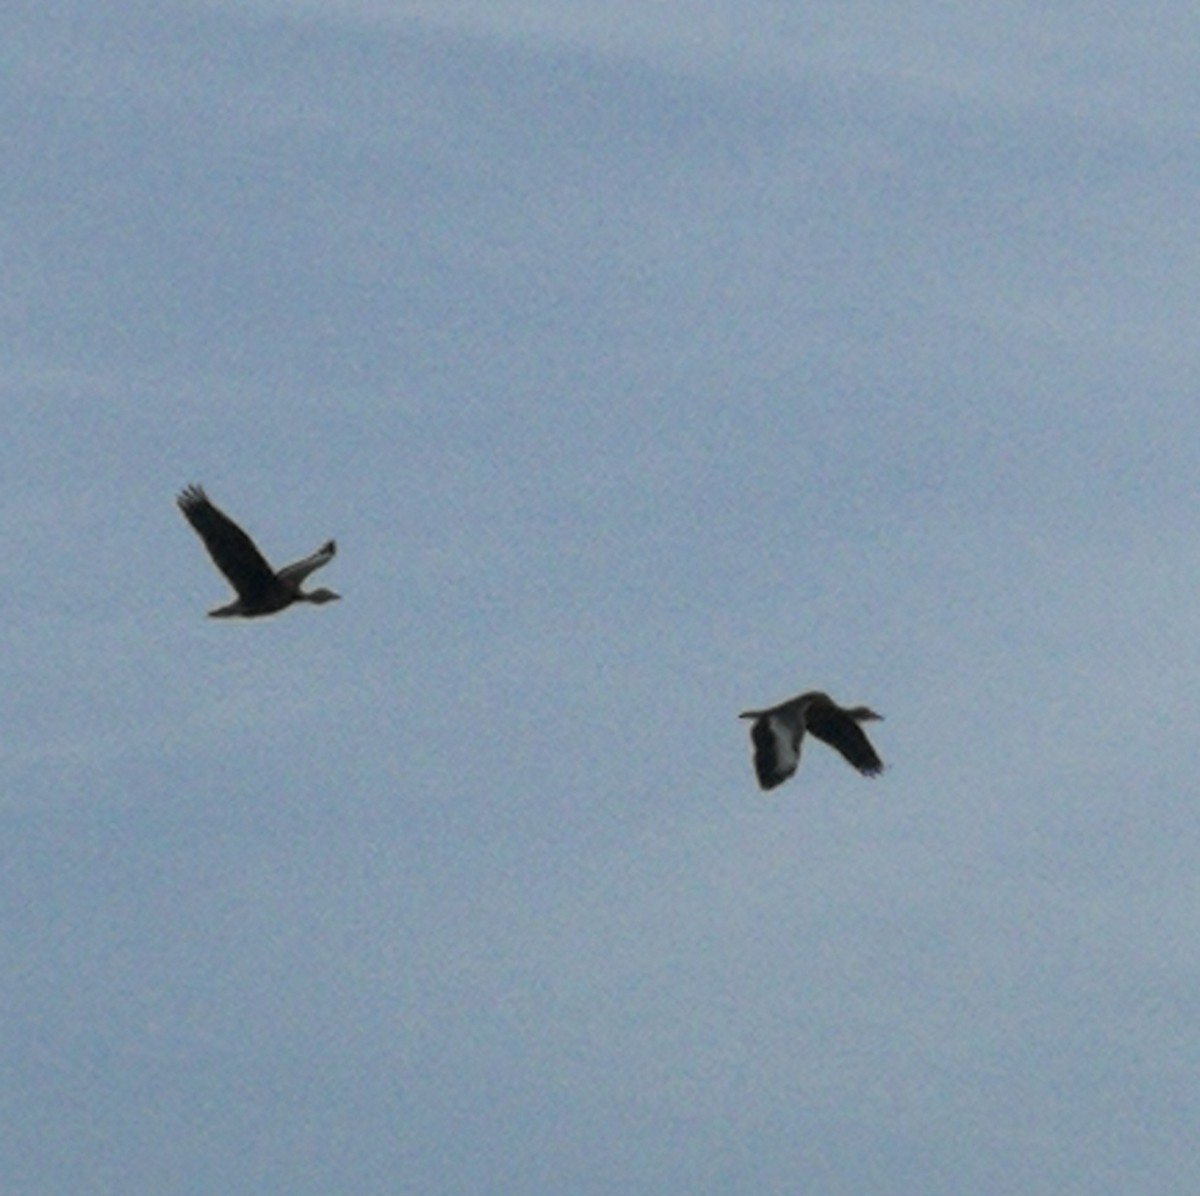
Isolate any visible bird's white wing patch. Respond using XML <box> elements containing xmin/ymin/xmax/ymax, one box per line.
<box><xmin>768</xmin><ymin>714</ymin><xmax>802</xmax><ymax>778</ymax></box>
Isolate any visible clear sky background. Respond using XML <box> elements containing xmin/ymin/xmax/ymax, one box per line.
<box><xmin>6</xmin><ymin>2</ymin><xmax>1200</xmax><ymax>1193</ymax></box>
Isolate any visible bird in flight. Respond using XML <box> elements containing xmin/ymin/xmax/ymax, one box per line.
<box><xmin>177</xmin><ymin>485</ymin><xmax>340</xmax><ymax>618</ymax></box>
<box><xmin>739</xmin><ymin>691</ymin><xmax>883</xmax><ymax>790</ymax></box>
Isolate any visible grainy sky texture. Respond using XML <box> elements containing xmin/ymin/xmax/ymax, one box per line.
<box><xmin>6</xmin><ymin>3</ymin><xmax>1200</xmax><ymax>1193</ymax></box>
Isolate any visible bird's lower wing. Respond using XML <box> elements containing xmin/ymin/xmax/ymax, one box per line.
<box><xmin>805</xmin><ymin>709</ymin><xmax>883</xmax><ymax>775</ymax></box>
<box><xmin>178</xmin><ymin>488</ymin><xmax>279</xmax><ymax>600</ymax></box>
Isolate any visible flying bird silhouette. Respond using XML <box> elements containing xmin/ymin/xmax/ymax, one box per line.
<box><xmin>177</xmin><ymin>485</ymin><xmax>340</xmax><ymax>618</ymax></box>
<box><xmin>739</xmin><ymin>691</ymin><xmax>883</xmax><ymax>790</ymax></box>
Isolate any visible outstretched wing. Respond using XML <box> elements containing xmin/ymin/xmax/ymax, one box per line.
<box><xmin>177</xmin><ymin>485</ymin><xmax>280</xmax><ymax>603</ymax></box>
<box><xmin>276</xmin><ymin>540</ymin><xmax>336</xmax><ymax>587</ymax></box>
<box><xmin>805</xmin><ymin>704</ymin><xmax>883</xmax><ymax>775</ymax></box>
<box><xmin>748</xmin><ymin>714</ymin><xmax>803</xmax><ymax>790</ymax></box>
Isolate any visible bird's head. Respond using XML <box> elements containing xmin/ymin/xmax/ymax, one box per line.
<box><xmin>846</xmin><ymin>706</ymin><xmax>883</xmax><ymax>722</ymax></box>
<box><xmin>305</xmin><ymin>588</ymin><xmax>341</xmax><ymax>605</ymax></box>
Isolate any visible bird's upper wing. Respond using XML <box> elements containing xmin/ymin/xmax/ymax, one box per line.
<box><xmin>749</xmin><ymin>715</ymin><xmax>802</xmax><ymax>790</ymax></box>
<box><xmin>276</xmin><ymin>540</ymin><xmax>336</xmax><ymax>587</ymax></box>
<box><xmin>177</xmin><ymin>486</ymin><xmax>280</xmax><ymax>601</ymax></box>
<box><xmin>804</xmin><ymin>704</ymin><xmax>883</xmax><ymax>775</ymax></box>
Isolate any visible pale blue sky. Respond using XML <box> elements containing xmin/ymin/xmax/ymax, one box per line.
<box><xmin>5</xmin><ymin>3</ymin><xmax>1200</xmax><ymax>1193</ymax></box>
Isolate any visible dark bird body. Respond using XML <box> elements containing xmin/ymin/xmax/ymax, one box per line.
<box><xmin>177</xmin><ymin>485</ymin><xmax>340</xmax><ymax>617</ymax></box>
<box><xmin>739</xmin><ymin>691</ymin><xmax>883</xmax><ymax>790</ymax></box>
